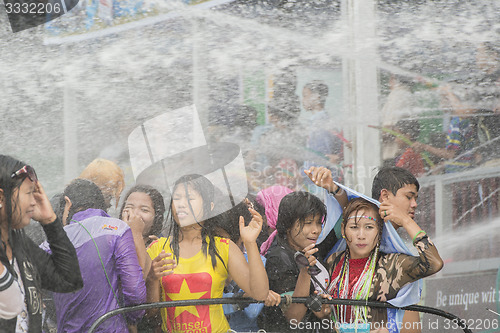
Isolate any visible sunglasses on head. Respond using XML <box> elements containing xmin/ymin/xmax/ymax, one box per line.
<box><xmin>294</xmin><ymin>251</ymin><xmax>322</xmax><ymax>276</ymax></box>
<box><xmin>11</xmin><ymin>165</ymin><xmax>38</xmax><ymax>183</ymax></box>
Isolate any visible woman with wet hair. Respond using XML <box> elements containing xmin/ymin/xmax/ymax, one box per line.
<box><xmin>145</xmin><ymin>174</ymin><xmax>269</xmax><ymax>333</ymax></box>
<box><xmin>296</xmin><ymin>197</ymin><xmax>443</xmax><ymax>332</ymax></box>
<box><xmin>259</xmin><ymin>191</ymin><xmax>331</xmax><ymax>333</ymax></box>
<box><xmin>119</xmin><ymin>184</ymin><xmax>166</xmax><ymax>332</ymax></box>
<box><xmin>119</xmin><ymin>184</ymin><xmax>165</xmax><ymax>247</ymax></box>
<box><xmin>0</xmin><ymin>155</ymin><xmax>83</xmax><ymax>332</ymax></box>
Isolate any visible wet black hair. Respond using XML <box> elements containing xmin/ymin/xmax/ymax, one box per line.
<box><xmin>342</xmin><ymin>198</ymin><xmax>383</xmax><ymax>246</ymax></box>
<box><xmin>216</xmin><ymin>194</ymin><xmax>265</xmax><ymax>246</ymax></box>
<box><xmin>304</xmin><ymin>81</ymin><xmax>329</xmax><ymax>98</ymax></box>
<box><xmin>276</xmin><ymin>191</ymin><xmax>326</xmax><ymax>242</ymax></box>
<box><xmin>216</xmin><ymin>200</ymin><xmax>249</xmax><ymax>244</ymax></box>
<box><xmin>371</xmin><ymin>166</ymin><xmax>420</xmax><ymax>200</ymax></box>
<box><xmin>119</xmin><ymin>184</ymin><xmax>165</xmax><ymax>243</ymax></box>
<box><xmin>303</xmin><ymin>80</ymin><xmax>329</xmax><ymax>107</ymax></box>
<box><xmin>62</xmin><ymin>178</ymin><xmax>106</xmax><ymax>224</ymax></box>
<box><xmin>0</xmin><ymin>155</ymin><xmax>34</xmax><ymax>275</ymax></box>
<box><xmin>165</xmin><ymin>174</ymin><xmax>226</xmax><ymax>269</ymax></box>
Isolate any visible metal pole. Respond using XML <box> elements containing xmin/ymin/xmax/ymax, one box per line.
<box><xmin>342</xmin><ymin>0</ymin><xmax>381</xmax><ymax>195</ymax></box>
<box><xmin>63</xmin><ymin>44</ymin><xmax>78</xmax><ymax>183</ymax></box>
<box><xmin>89</xmin><ymin>297</ymin><xmax>473</xmax><ymax>333</ymax></box>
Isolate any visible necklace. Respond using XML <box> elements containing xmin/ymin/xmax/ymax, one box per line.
<box><xmin>328</xmin><ymin>245</ymin><xmax>379</xmax><ymax>329</ymax></box>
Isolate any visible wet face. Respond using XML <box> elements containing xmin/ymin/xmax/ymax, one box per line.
<box><xmin>387</xmin><ymin>184</ymin><xmax>418</xmax><ymax>219</ymax></box>
<box><xmin>124</xmin><ymin>192</ymin><xmax>155</xmax><ymax>237</ymax></box>
<box><xmin>343</xmin><ymin>208</ymin><xmax>380</xmax><ymax>259</ymax></box>
<box><xmin>172</xmin><ymin>184</ymin><xmax>206</xmax><ymax>227</ymax></box>
<box><xmin>287</xmin><ymin>214</ymin><xmax>323</xmax><ymax>251</ymax></box>
<box><xmin>302</xmin><ymin>87</ymin><xmax>321</xmax><ymax>112</ymax></box>
<box><xmin>11</xmin><ymin>178</ymin><xmax>36</xmax><ymax>229</ymax></box>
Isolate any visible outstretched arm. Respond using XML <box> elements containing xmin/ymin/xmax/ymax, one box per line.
<box><xmin>228</xmin><ymin>208</ymin><xmax>269</xmax><ymax>301</ymax></box>
<box><xmin>304</xmin><ymin>166</ymin><xmax>348</xmax><ymax>210</ymax></box>
<box><xmin>412</xmin><ymin>142</ymin><xmax>455</xmax><ymax>160</ymax></box>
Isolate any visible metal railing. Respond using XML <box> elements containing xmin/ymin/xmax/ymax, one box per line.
<box><xmin>416</xmin><ymin>166</ymin><xmax>500</xmax><ymax>255</ymax></box>
<box><xmin>88</xmin><ymin>297</ymin><xmax>472</xmax><ymax>333</ymax></box>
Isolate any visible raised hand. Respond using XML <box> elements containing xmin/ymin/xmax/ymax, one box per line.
<box><xmin>239</xmin><ymin>208</ymin><xmax>263</xmax><ymax>245</ymax></box>
<box><xmin>32</xmin><ymin>182</ymin><xmax>57</xmax><ymax>225</ymax></box>
<box><xmin>304</xmin><ymin>166</ymin><xmax>337</xmax><ymax>193</ymax></box>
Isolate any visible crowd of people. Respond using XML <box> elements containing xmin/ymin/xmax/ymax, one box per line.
<box><xmin>209</xmin><ymin>43</ymin><xmax>500</xmax><ymax>188</ymax></box>
<box><xmin>0</xmin><ymin>150</ymin><xmax>444</xmax><ymax>333</ymax></box>
<box><xmin>381</xmin><ymin>42</ymin><xmax>500</xmax><ymax>177</ymax></box>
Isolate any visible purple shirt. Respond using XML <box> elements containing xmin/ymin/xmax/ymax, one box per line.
<box><xmin>41</xmin><ymin>209</ymin><xmax>146</xmax><ymax>332</ymax></box>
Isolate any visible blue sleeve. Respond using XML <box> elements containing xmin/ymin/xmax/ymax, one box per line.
<box><xmin>317</xmin><ymin>188</ymin><xmax>343</xmax><ymax>244</ymax></box>
<box><xmin>114</xmin><ymin>228</ymin><xmax>146</xmax><ymax>323</ymax></box>
<box><xmin>243</xmin><ymin>302</ymin><xmax>264</xmax><ymax>320</ymax></box>
<box><xmin>222</xmin><ymin>292</ymin><xmax>236</xmax><ymax>315</ymax></box>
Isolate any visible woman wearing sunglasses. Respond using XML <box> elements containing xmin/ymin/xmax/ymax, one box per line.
<box><xmin>0</xmin><ymin>155</ymin><xmax>83</xmax><ymax>332</ymax></box>
<box><xmin>259</xmin><ymin>191</ymin><xmax>331</xmax><ymax>333</ymax></box>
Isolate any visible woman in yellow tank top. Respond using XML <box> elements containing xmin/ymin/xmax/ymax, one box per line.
<box><xmin>146</xmin><ymin>174</ymin><xmax>269</xmax><ymax>333</ymax></box>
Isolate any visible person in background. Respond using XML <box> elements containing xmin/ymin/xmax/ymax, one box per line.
<box><xmin>473</xmin><ymin>42</ymin><xmax>500</xmax><ymax>165</ymax></box>
<box><xmin>412</xmin><ymin>85</ymin><xmax>480</xmax><ymax>174</ymax></box>
<box><xmin>393</xmin><ymin>119</ymin><xmax>425</xmax><ymax>177</ymax></box>
<box><xmin>27</xmin><ymin>157</ymin><xmax>126</xmax><ymax>246</ymax></box>
<box><xmin>301</xmin><ymin>81</ymin><xmax>345</xmax><ymax>180</ymax></box>
<box><xmin>381</xmin><ymin>75</ymin><xmax>415</xmax><ymax>166</ymax></box>
<box><xmin>256</xmin><ymin>185</ymin><xmax>294</xmax><ymax>256</ymax></box>
<box><xmin>79</xmin><ymin>158</ymin><xmax>125</xmax><ymax>213</ymax></box>
<box><xmin>41</xmin><ymin>178</ymin><xmax>146</xmax><ymax>333</ymax></box>
<box><xmin>0</xmin><ymin>155</ymin><xmax>83</xmax><ymax>332</ymax></box>
<box><xmin>146</xmin><ymin>174</ymin><xmax>269</xmax><ymax>333</ymax></box>
<box><xmin>119</xmin><ymin>184</ymin><xmax>166</xmax><ymax>247</ymax></box>
<box><xmin>248</xmin><ymin>104</ymin><xmax>303</xmax><ymax>192</ymax></box>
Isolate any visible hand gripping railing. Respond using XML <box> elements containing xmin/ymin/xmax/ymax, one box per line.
<box><xmin>88</xmin><ymin>296</ymin><xmax>472</xmax><ymax>333</ymax></box>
